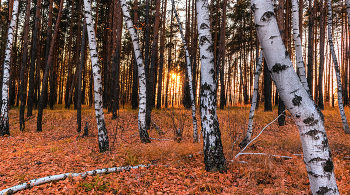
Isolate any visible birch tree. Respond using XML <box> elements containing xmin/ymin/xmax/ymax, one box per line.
<box><xmin>291</xmin><ymin>0</ymin><xmax>309</xmax><ymax>93</ymax></box>
<box><xmin>171</xmin><ymin>0</ymin><xmax>198</xmax><ymax>142</ymax></box>
<box><xmin>196</xmin><ymin>0</ymin><xmax>226</xmax><ymax>172</ymax></box>
<box><xmin>239</xmin><ymin>52</ymin><xmax>263</xmax><ymax>148</ymax></box>
<box><xmin>119</xmin><ymin>0</ymin><xmax>150</xmax><ymax>143</ymax></box>
<box><xmin>83</xmin><ymin>0</ymin><xmax>110</xmax><ymax>152</ymax></box>
<box><xmin>0</xmin><ymin>0</ymin><xmax>19</xmax><ymax>136</ymax></box>
<box><xmin>327</xmin><ymin>1</ymin><xmax>350</xmax><ymax>134</ymax></box>
<box><xmin>251</xmin><ymin>0</ymin><xmax>339</xmax><ymax>193</ymax></box>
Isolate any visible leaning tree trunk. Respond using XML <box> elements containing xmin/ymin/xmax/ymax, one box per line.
<box><xmin>0</xmin><ymin>0</ymin><xmax>19</xmax><ymax>136</ymax></box>
<box><xmin>83</xmin><ymin>0</ymin><xmax>109</xmax><ymax>152</ymax></box>
<box><xmin>120</xmin><ymin>0</ymin><xmax>150</xmax><ymax>143</ymax></box>
<box><xmin>37</xmin><ymin>0</ymin><xmax>64</xmax><ymax>132</ymax></box>
<box><xmin>291</xmin><ymin>0</ymin><xmax>309</xmax><ymax>93</ymax></box>
<box><xmin>171</xmin><ymin>0</ymin><xmax>198</xmax><ymax>143</ymax></box>
<box><xmin>196</xmin><ymin>0</ymin><xmax>226</xmax><ymax>172</ymax></box>
<box><xmin>19</xmin><ymin>0</ymin><xmax>31</xmax><ymax>131</ymax></box>
<box><xmin>251</xmin><ymin>0</ymin><xmax>339</xmax><ymax>193</ymax></box>
<box><xmin>239</xmin><ymin>52</ymin><xmax>263</xmax><ymax>149</ymax></box>
<box><xmin>77</xmin><ymin>20</ymin><xmax>87</xmax><ymax>133</ymax></box>
<box><xmin>327</xmin><ymin>1</ymin><xmax>350</xmax><ymax>134</ymax></box>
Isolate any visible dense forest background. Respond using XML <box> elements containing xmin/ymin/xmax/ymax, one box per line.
<box><xmin>0</xmin><ymin>0</ymin><xmax>348</xmax><ymax>113</ymax></box>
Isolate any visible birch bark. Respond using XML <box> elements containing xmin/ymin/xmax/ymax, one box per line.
<box><xmin>171</xmin><ymin>0</ymin><xmax>198</xmax><ymax>143</ymax></box>
<box><xmin>119</xmin><ymin>0</ymin><xmax>150</xmax><ymax>143</ymax></box>
<box><xmin>291</xmin><ymin>0</ymin><xmax>310</xmax><ymax>92</ymax></box>
<box><xmin>327</xmin><ymin>1</ymin><xmax>350</xmax><ymax>134</ymax></box>
<box><xmin>83</xmin><ymin>0</ymin><xmax>110</xmax><ymax>151</ymax></box>
<box><xmin>239</xmin><ymin>52</ymin><xmax>263</xmax><ymax>148</ymax></box>
<box><xmin>251</xmin><ymin>0</ymin><xmax>339</xmax><ymax>193</ymax></box>
<box><xmin>0</xmin><ymin>0</ymin><xmax>18</xmax><ymax>136</ymax></box>
<box><xmin>196</xmin><ymin>0</ymin><xmax>226</xmax><ymax>172</ymax></box>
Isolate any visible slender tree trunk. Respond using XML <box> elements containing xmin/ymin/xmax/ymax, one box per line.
<box><xmin>0</xmin><ymin>0</ymin><xmax>18</xmax><ymax>136</ymax></box>
<box><xmin>112</xmin><ymin>0</ymin><xmax>122</xmax><ymax>119</ymax></box>
<box><xmin>27</xmin><ymin>0</ymin><xmax>41</xmax><ymax>116</ymax></box>
<box><xmin>171</xmin><ymin>0</ymin><xmax>198</xmax><ymax>143</ymax></box>
<box><xmin>157</xmin><ymin>0</ymin><xmax>167</xmax><ymax>109</ymax></box>
<box><xmin>144</xmin><ymin>0</ymin><xmax>151</xmax><ymax>130</ymax></box>
<box><xmin>291</xmin><ymin>0</ymin><xmax>310</xmax><ymax>93</ymax></box>
<box><xmin>239</xmin><ymin>52</ymin><xmax>263</xmax><ymax>148</ymax></box>
<box><xmin>131</xmin><ymin>0</ymin><xmax>138</xmax><ymax>110</ymax></box>
<box><xmin>263</xmin><ymin>59</ymin><xmax>272</xmax><ymax>111</ymax></box>
<box><xmin>120</xmin><ymin>0</ymin><xmax>150</xmax><ymax>143</ymax></box>
<box><xmin>19</xmin><ymin>0</ymin><xmax>31</xmax><ymax>131</ymax></box>
<box><xmin>165</xmin><ymin>7</ymin><xmax>173</xmax><ymax>108</ymax></box>
<box><xmin>37</xmin><ymin>0</ymin><xmax>64</xmax><ymax>132</ymax></box>
<box><xmin>327</xmin><ymin>1</ymin><xmax>350</xmax><ymax>134</ymax></box>
<box><xmin>252</xmin><ymin>0</ymin><xmax>339</xmax><ymax>193</ymax></box>
<box><xmin>307</xmin><ymin>0</ymin><xmax>314</xmax><ymax>96</ymax></box>
<box><xmin>77</xmin><ymin>20</ymin><xmax>87</xmax><ymax>133</ymax></box>
<box><xmin>196</xmin><ymin>0</ymin><xmax>226</xmax><ymax>172</ymax></box>
<box><xmin>347</xmin><ymin>0</ymin><xmax>350</xmax><ymax>31</ymax></box>
<box><xmin>83</xmin><ymin>0</ymin><xmax>109</xmax><ymax>152</ymax></box>
<box><xmin>218</xmin><ymin>0</ymin><xmax>227</xmax><ymax>109</ymax></box>
<box><xmin>318</xmin><ymin>0</ymin><xmax>326</xmax><ymax>109</ymax></box>
<box><xmin>150</xmin><ymin>0</ymin><xmax>160</xmax><ymax>110</ymax></box>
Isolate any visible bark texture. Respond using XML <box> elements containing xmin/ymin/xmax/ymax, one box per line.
<box><xmin>196</xmin><ymin>0</ymin><xmax>226</xmax><ymax>172</ymax></box>
<box><xmin>83</xmin><ymin>0</ymin><xmax>110</xmax><ymax>152</ymax></box>
<box><xmin>0</xmin><ymin>0</ymin><xmax>19</xmax><ymax>136</ymax></box>
<box><xmin>251</xmin><ymin>0</ymin><xmax>339</xmax><ymax>193</ymax></box>
<box><xmin>120</xmin><ymin>0</ymin><xmax>150</xmax><ymax>143</ymax></box>
<box><xmin>327</xmin><ymin>1</ymin><xmax>350</xmax><ymax>134</ymax></box>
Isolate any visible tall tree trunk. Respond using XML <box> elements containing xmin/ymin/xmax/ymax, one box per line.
<box><xmin>196</xmin><ymin>0</ymin><xmax>226</xmax><ymax>172</ymax></box>
<box><xmin>156</xmin><ymin>0</ymin><xmax>167</xmax><ymax>109</ymax></box>
<box><xmin>171</xmin><ymin>0</ymin><xmax>198</xmax><ymax>142</ymax></box>
<box><xmin>83</xmin><ymin>0</ymin><xmax>109</xmax><ymax>152</ymax></box>
<box><xmin>131</xmin><ymin>0</ymin><xmax>138</xmax><ymax>110</ymax></box>
<box><xmin>150</xmin><ymin>0</ymin><xmax>160</xmax><ymax>110</ymax></box>
<box><xmin>239</xmin><ymin>52</ymin><xmax>263</xmax><ymax>148</ymax></box>
<box><xmin>218</xmin><ymin>0</ymin><xmax>227</xmax><ymax>109</ymax></box>
<box><xmin>37</xmin><ymin>0</ymin><xmax>64</xmax><ymax>132</ymax></box>
<box><xmin>19</xmin><ymin>0</ymin><xmax>31</xmax><ymax>131</ymax></box>
<box><xmin>0</xmin><ymin>0</ymin><xmax>18</xmax><ymax>136</ymax></box>
<box><xmin>252</xmin><ymin>0</ymin><xmax>339</xmax><ymax>193</ymax></box>
<box><xmin>291</xmin><ymin>0</ymin><xmax>310</xmax><ymax>93</ymax></box>
<box><xmin>112</xmin><ymin>0</ymin><xmax>122</xmax><ymax>119</ymax></box>
<box><xmin>77</xmin><ymin>20</ymin><xmax>87</xmax><ymax>133</ymax></box>
<box><xmin>327</xmin><ymin>1</ymin><xmax>350</xmax><ymax>134</ymax></box>
<box><xmin>165</xmin><ymin>7</ymin><xmax>173</xmax><ymax>108</ymax></box>
<box><xmin>120</xmin><ymin>0</ymin><xmax>150</xmax><ymax>143</ymax></box>
<box><xmin>307</xmin><ymin>0</ymin><xmax>314</xmax><ymax>97</ymax></box>
<box><xmin>318</xmin><ymin>0</ymin><xmax>326</xmax><ymax>110</ymax></box>
<box><xmin>27</xmin><ymin>0</ymin><xmax>42</xmax><ymax>116</ymax></box>
<box><xmin>347</xmin><ymin>0</ymin><xmax>350</xmax><ymax>31</ymax></box>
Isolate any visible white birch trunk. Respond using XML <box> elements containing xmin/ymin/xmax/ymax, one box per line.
<box><xmin>239</xmin><ymin>52</ymin><xmax>263</xmax><ymax>148</ymax></box>
<box><xmin>0</xmin><ymin>164</ymin><xmax>150</xmax><ymax>195</ymax></box>
<box><xmin>171</xmin><ymin>0</ymin><xmax>198</xmax><ymax>143</ymax></box>
<box><xmin>0</xmin><ymin>0</ymin><xmax>19</xmax><ymax>136</ymax></box>
<box><xmin>251</xmin><ymin>0</ymin><xmax>339</xmax><ymax>194</ymax></box>
<box><xmin>196</xmin><ymin>0</ymin><xmax>226</xmax><ymax>172</ymax></box>
<box><xmin>83</xmin><ymin>0</ymin><xmax>109</xmax><ymax>152</ymax></box>
<box><xmin>327</xmin><ymin>1</ymin><xmax>350</xmax><ymax>134</ymax></box>
<box><xmin>291</xmin><ymin>0</ymin><xmax>310</xmax><ymax>93</ymax></box>
<box><xmin>119</xmin><ymin>0</ymin><xmax>150</xmax><ymax>143</ymax></box>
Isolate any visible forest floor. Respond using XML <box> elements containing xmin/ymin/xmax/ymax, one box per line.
<box><xmin>1</xmin><ymin>104</ymin><xmax>350</xmax><ymax>194</ymax></box>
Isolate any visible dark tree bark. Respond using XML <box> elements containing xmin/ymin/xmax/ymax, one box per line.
<box><xmin>165</xmin><ymin>6</ymin><xmax>174</xmax><ymax>108</ymax></box>
<box><xmin>27</xmin><ymin>0</ymin><xmax>41</xmax><ymax>117</ymax></box>
<box><xmin>77</xmin><ymin>19</ymin><xmax>87</xmax><ymax>133</ymax></box>
<box><xmin>19</xmin><ymin>0</ymin><xmax>31</xmax><ymax>131</ymax></box>
<box><xmin>263</xmin><ymin>59</ymin><xmax>272</xmax><ymax>111</ymax></box>
<box><xmin>307</xmin><ymin>0</ymin><xmax>314</xmax><ymax>97</ymax></box>
<box><xmin>218</xmin><ymin>0</ymin><xmax>227</xmax><ymax>109</ymax></box>
<box><xmin>156</xmin><ymin>0</ymin><xmax>167</xmax><ymax>109</ymax></box>
<box><xmin>150</xmin><ymin>0</ymin><xmax>160</xmax><ymax>110</ymax></box>
<box><xmin>144</xmin><ymin>0</ymin><xmax>151</xmax><ymax>130</ymax></box>
<box><xmin>37</xmin><ymin>0</ymin><xmax>64</xmax><ymax>132</ymax></box>
<box><xmin>318</xmin><ymin>0</ymin><xmax>326</xmax><ymax>110</ymax></box>
<box><xmin>65</xmin><ymin>0</ymin><xmax>75</xmax><ymax>109</ymax></box>
<box><xmin>131</xmin><ymin>0</ymin><xmax>139</xmax><ymax>110</ymax></box>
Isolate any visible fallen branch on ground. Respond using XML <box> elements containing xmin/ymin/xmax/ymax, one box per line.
<box><xmin>0</xmin><ymin>164</ymin><xmax>151</xmax><ymax>195</ymax></box>
<box><xmin>235</xmin><ymin>110</ymin><xmax>287</xmax><ymax>159</ymax></box>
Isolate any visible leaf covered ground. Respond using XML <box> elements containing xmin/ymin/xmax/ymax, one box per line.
<box><xmin>1</xmin><ymin>105</ymin><xmax>350</xmax><ymax>194</ymax></box>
